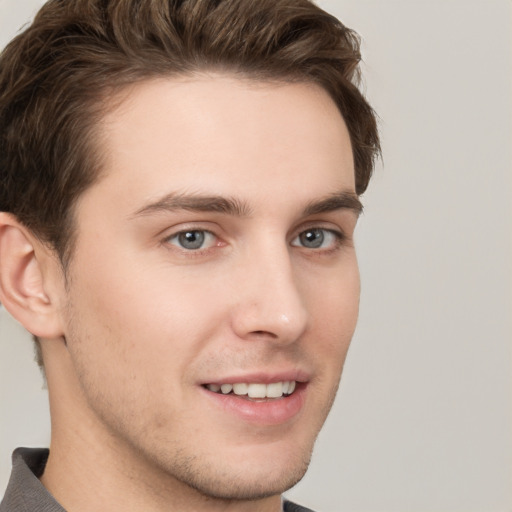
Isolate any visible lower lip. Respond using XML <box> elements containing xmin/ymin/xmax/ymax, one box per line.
<box><xmin>201</xmin><ymin>384</ymin><xmax>307</xmax><ymax>426</ymax></box>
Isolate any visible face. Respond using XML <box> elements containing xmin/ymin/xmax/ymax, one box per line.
<box><xmin>55</xmin><ymin>76</ymin><xmax>360</xmax><ymax>500</ymax></box>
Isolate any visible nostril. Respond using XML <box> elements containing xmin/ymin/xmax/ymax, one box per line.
<box><xmin>249</xmin><ymin>330</ymin><xmax>278</xmax><ymax>339</ymax></box>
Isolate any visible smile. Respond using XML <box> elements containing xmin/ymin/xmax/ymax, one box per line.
<box><xmin>205</xmin><ymin>381</ymin><xmax>297</xmax><ymax>399</ymax></box>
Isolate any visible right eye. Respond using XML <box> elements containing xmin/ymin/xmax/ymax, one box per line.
<box><xmin>165</xmin><ymin>230</ymin><xmax>216</xmax><ymax>251</ymax></box>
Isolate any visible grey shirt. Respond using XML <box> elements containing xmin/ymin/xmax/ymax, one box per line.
<box><xmin>1</xmin><ymin>448</ymin><xmax>314</xmax><ymax>512</ymax></box>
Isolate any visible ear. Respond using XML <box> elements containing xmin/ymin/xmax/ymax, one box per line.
<box><xmin>0</xmin><ymin>212</ymin><xmax>64</xmax><ymax>339</ymax></box>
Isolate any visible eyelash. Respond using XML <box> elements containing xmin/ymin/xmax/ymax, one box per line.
<box><xmin>163</xmin><ymin>226</ymin><xmax>346</xmax><ymax>254</ymax></box>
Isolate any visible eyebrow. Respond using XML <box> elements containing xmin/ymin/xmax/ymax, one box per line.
<box><xmin>132</xmin><ymin>192</ymin><xmax>252</xmax><ymax>218</ymax></box>
<box><xmin>303</xmin><ymin>191</ymin><xmax>363</xmax><ymax>217</ymax></box>
<box><xmin>131</xmin><ymin>190</ymin><xmax>362</xmax><ymax>219</ymax></box>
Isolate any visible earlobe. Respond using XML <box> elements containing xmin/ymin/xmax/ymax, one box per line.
<box><xmin>0</xmin><ymin>212</ymin><xmax>64</xmax><ymax>339</ymax></box>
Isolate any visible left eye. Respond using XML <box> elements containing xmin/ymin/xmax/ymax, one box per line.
<box><xmin>291</xmin><ymin>228</ymin><xmax>340</xmax><ymax>249</ymax></box>
<box><xmin>166</xmin><ymin>230</ymin><xmax>216</xmax><ymax>250</ymax></box>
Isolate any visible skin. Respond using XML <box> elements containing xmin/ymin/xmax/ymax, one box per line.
<box><xmin>6</xmin><ymin>76</ymin><xmax>361</xmax><ymax>512</ymax></box>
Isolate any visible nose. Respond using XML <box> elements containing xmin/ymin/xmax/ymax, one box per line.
<box><xmin>230</xmin><ymin>244</ymin><xmax>309</xmax><ymax>344</ymax></box>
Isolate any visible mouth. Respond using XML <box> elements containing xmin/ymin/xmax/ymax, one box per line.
<box><xmin>200</xmin><ymin>372</ymin><xmax>309</xmax><ymax>424</ymax></box>
<box><xmin>203</xmin><ymin>381</ymin><xmax>297</xmax><ymax>400</ymax></box>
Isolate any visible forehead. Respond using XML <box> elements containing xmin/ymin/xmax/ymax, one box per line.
<box><xmin>84</xmin><ymin>75</ymin><xmax>355</xmax><ymax>214</ymax></box>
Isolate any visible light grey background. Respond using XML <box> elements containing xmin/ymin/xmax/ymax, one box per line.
<box><xmin>1</xmin><ymin>0</ymin><xmax>511</xmax><ymax>510</ymax></box>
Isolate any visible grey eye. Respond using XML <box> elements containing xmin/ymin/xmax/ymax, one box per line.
<box><xmin>173</xmin><ymin>230</ymin><xmax>207</xmax><ymax>250</ymax></box>
<box><xmin>291</xmin><ymin>228</ymin><xmax>340</xmax><ymax>249</ymax></box>
<box><xmin>299</xmin><ymin>229</ymin><xmax>324</xmax><ymax>248</ymax></box>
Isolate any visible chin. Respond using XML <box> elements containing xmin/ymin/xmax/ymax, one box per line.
<box><xmin>176</xmin><ymin>451</ymin><xmax>312</xmax><ymax>501</ymax></box>
<box><xmin>146</xmin><ymin>437</ymin><xmax>314</xmax><ymax>502</ymax></box>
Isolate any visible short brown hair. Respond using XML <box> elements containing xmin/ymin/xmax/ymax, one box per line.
<box><xmin>0</xmin><ymin>0</ymin><xmax>379</xmax><ymax>267</ymax></box>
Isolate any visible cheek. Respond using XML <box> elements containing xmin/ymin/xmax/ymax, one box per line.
<box><xmin>62</xmin><ymin>267</ymin><xmax>221</xmax><ymax>435</ymax></box>
<box><xmin>65</xmin><ymin>251</ymin><xmax>227</xmax><ymax>379</ymax></box>
<box><xmin>307</xmin><ymin>255</ymin><xmax>360</xmax><ymax>326</ymax></box>
<box><xmin>304</xmin><ymin>258</ymin><xmax>360</xmax><ymax>362</ymax></box>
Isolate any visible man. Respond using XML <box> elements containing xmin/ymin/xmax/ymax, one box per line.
<box><xmin>0</xmin><ymin>0</ymin><xmax>379</xmax><ymax>510</ymax></box>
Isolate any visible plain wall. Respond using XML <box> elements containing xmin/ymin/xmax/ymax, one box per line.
<box><xmin>1</xmin><ymin>1</ymin><xmax>511</xmax><ymax>510</ymax></box>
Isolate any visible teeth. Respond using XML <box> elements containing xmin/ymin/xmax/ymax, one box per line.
<box><xmin>266</xmin><ymin>382</ymin><xmax>283</xmax><ymax>398</ymax></box>
<box><xmin>233</xmin><ymin>383</ymin><xmax>248</xmax><ymax>395</ymax></box>
<box><xmin>248</xmin><ymin>383</ymin><xmax>267</xmax><ymax>398</ymax></box>
<box><xmin>207</xmin><ymin>381</ymin><xmax>297</xmax><ymax>398</ymax></box>
<box><xmin>220</xmin><ymin>384</ymin><xmax>233</xmax><ymax>394</ymax></box>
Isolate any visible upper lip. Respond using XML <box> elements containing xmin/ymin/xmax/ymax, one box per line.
<box><xmin>201</xmin><ymin>369</ymin><xmax>311</xmax><ymax>385</ymax></box>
